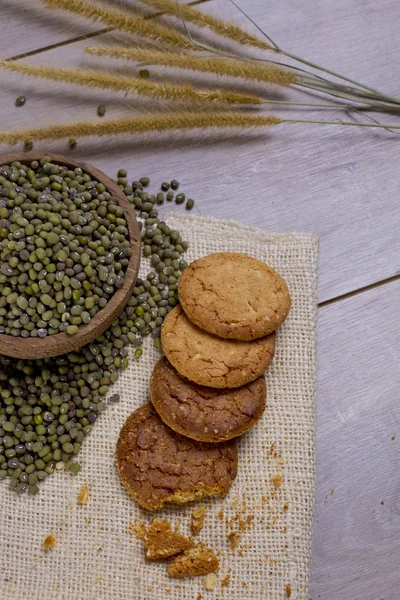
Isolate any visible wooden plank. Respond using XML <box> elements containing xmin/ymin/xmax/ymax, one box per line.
<box><xmin>235</xmin><ymin>0</ymin><xmax>400</xmax><ymax>95</ymax></box>
<box><xmin>0</xmin><ymin>0</ymin><xmax>99</xmax><ymax>59</ymax></box>
<box><xmin>311</xmin><ymin>279</ymin><xmax>400</xmax><ymax>600</ymax></box>
<box><xmin>0</xmin><ymin>0</ymin><xmax>399</xmax><ymax>303</ymax></box>
<box><xmin>0</xmin><ymin>0</ymin><xmax>210</xmax><ymax>60</ymax></box>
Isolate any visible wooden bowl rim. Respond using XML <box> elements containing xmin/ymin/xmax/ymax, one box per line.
<box><xmin>0</xmin><ymin>151</ymin><xmax>141</xmax><ymax>359</ymax></box>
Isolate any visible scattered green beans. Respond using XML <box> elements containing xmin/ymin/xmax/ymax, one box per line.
<box><xmin>15</xmin><ymin>96</ymin><xmax>26</xmax><ymax>107</ymax></box>
<box><xmin>170</xmin><ymin>179</ymin><xmax>179</xmax><ymax>190</ymax></box>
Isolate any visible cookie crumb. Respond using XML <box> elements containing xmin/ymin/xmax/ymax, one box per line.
<box><xmin>128</xmin><ymin>520</ymin><xmax>147</xmax><ymax>540</ymax></box>
<box><xmin>191</xmin><ymin>505</ymin><xmax>206</xmax><ymax>535</ymax></box>
<box><xmin>239</xmin><ymin>514</ymin><xmax>254</xmax><ymax>531</ymax></box>
<box><xmin>192</xmin><ymin>505</ymin><xmax>206</xmax><ymax>519</ymax></box>
<box><xmin>283</xmin><ymin>503</ymin><xmax>289</xmax><ymax>511</ymax></box>
<box><xmin>77</xmin><ymin>485</ymin><xmax>89</xmax><ymax>505</ymax></box>
<box><xmin>205</xmin><ymin>572</ymin><xmax>217</xmax><ymax>591</ymax></box>
<box><xmin>268</xmin><ymin>442</ymin><xmax>282</xmax><ymax>460</ymax></box>
<box><xmin>218</xmin><ymin>510</ymin><xmax>224</xmax><ymax>519</ymax></box>
<box><xmin>228</xmin><ymin>531</ymin><xmax>240</xmax><ymax>549</ymax></box>
<box><xmin>330</xmin><ymin>489</ymin><xmax>334</xmax><ymax>495</ymax></box>
<box><xmin>380</xmin><ymin>501</ymin><xmax>384</xmax><ymax>505</ymax></box>
<box><xmin>221</xmin><ymin>573</ymin><xmax>231</xmax><ymax>587</ymax></box>
<box><xmin>196</xmin><ymin>594</ymin><xmax>203</xmax><ymax>600</ymax></box>
<box><xmin>271</xmin><ymin>474</ymin><xmax>283</xmax><ymax>488</ymax></box>
<box><xmin>168</xmin><ymin>543</ymin><xmax>219</xmax><ymax>577</ymax></box>
<box><xmin>392</xmin><ymin>435</ymin><xmax>396</xmax><ymax>440</ymax></box>
<box><xmin>145</xmin><ymin>518</ymin><xmax>192</xmax><ymax>560</ymax></box>
<box><xmin>242</xmin><ymin>582</ymin><xmax>248</xmax><ymax>588</ymax></box>
<box><xmin>285</xmin><ymin>583</ymin><xmax>292</xmax><ymax>597</ymax></box>
<box><xmin>43</xmin><ymin>534</ymin><xmax>56</xmax><ymax>550</ymax></box>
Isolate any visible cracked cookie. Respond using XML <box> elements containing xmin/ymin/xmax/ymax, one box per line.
<box><xmin>178</xmin><ymin>252</ymin><xmax>291</xmax><ymax>340</ymax></box>
<box><xmin>116</xmin><ymin>403</ymin><xmax>238</xmax><ymax>511</ymax></box>
<box><xmin>161</xmin><ymin>305</ymin><xmax>275</xmax><ymax>388</ymax></box>
<box><xmin>150</xmin><ymin>357</ymin><xmax>267</xmax><ymax>442</ymax></box>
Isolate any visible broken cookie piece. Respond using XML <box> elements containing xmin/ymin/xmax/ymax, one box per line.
<box><xmin>145</xmin><ymin>518</ymin><xmax>193</xmax><ymax>560</ymax></box>
<box><xmin>168</xmin><ymin>543</ymin><xmax>219</xmax><ymax>577</ymax></box>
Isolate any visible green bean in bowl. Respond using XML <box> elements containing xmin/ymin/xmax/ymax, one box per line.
<box><xmin>0</xmin><ymin>157</ymin><xmax>132</xmax><ymax>339</ymax></box>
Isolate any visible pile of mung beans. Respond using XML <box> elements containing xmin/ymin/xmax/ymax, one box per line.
<box><xmin>0</xmin><ymin>161</ymin><xmax>191</xmax><ymax>495</ymax></box>
<box><xmin>0</xmin><ymin>157</ymin><xmax>131</xmax><ymax>337</ymax></box>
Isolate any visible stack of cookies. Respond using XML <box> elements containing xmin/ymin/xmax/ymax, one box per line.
<box><xmin>159</xmin><ymin>252</ymin><xmax>290</xmax><ymax>441</ymax></box>
<box><xmin>117</xmin><ymin>253</ymin><xmax>290</xmax><ymax>513</ymax></box>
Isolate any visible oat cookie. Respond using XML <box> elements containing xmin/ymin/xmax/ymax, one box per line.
<box><xmin>179</xmin><ymin>252</ymin><xmax>291</xmax><ymax>340</ymax></box>
<box><xmin>150</xmin><ymin>357</ymin><xmax>267</xmax><ymax>442</ymax></box>
<box><xmin>161</xmin><ymin>305</ymin><xmax>275</xmax><ymax>388</ymax></box>
<box><xmin>116</xmin><ymin>403</ymin><xmax>238</xmax><ymax>511</ymax></box>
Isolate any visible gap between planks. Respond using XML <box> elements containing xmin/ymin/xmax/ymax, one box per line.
<box><xmin>318</xmin><ymin>273</ymin><xmax>400</xmax><ymax>309</ymax></box>
<box><xmin>5</xmin><ymin>0</ymin><xmax>212</xmax><ymax>62</ymax></box>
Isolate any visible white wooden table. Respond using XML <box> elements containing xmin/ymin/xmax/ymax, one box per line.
<box><xmin>1</xmin><ymin>1</ymin><xmax>399</xmax><ymax>598</ymax></box>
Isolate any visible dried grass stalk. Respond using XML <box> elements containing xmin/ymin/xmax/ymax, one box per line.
<box><xmin>0</xmin><ymin>61</ymin><xmax>263</xmax><ymax>105</ymax></box>
<box><xmin>85</xmin><ymin>47</ymin><xmax>297</xmax><ymax>86</ymax></box>
<box><xmin>39</xmin><ymin>0</ymin><xmax>193</xmax><ymax>49</ymax></box>
<box><xmin>140</xmin><ymin>0</ymin><xmax>272</xmax><ymax>50</ymax></box>
<box><xmin>1</xmin><ymin>113</ymin><xmax>281</xmax><ymax>145</ymax></box>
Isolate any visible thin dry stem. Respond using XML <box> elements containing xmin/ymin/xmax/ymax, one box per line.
<box><xmin>286</xmin><ymin>118</ymin><xmax>400</xmax><ymax>129</ymax></box>
<box><xmin>1</xmin><ymin>113</ymin><xmax>282</xmax><ymax>145</ymax></box>
<box><xmin>0</xmin><ymin>61</ymin><xmax>263</xmax><ymax>105</ymax></box>
<box><xmin>39</xmin><ymin>0</ymin><xmax>193</xmax><ymax>49</ymax></box>
<box><xmin>140</xmin><ymin>0</ymin><xmax>272</xmax><ymax>50</ymax></box>
<box><xmin>85</xmin><ymin>46</ymin><xmax>297</xmax><ymax>86</ymax></box>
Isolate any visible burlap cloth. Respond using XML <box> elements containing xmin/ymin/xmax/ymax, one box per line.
<box><xmin>0</xmin><ymin>214</ymin><xmax>318</xmax><ymax>600</ymax></box>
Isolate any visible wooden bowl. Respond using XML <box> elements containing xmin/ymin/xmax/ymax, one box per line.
<box><xmin>0</xmin><ymin>152</ymin><xmax>141</xmax><ymax>360</ymax></box>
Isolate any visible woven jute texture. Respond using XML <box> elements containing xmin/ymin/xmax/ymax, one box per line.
<box><xmin>0</xmin><ymin>215</ymin><xmax>318</xmax><ymax>600</ymax></box>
